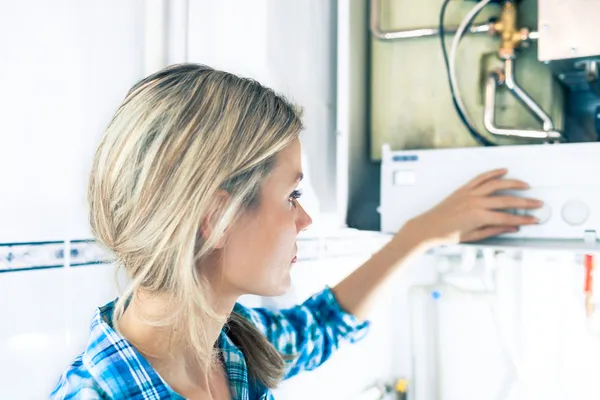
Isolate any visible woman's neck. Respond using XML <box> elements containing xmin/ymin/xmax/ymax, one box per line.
<box><xmin>118</xmin><ymin>289</ymin><xmax>238</xmax><ymax>389</ymax></box>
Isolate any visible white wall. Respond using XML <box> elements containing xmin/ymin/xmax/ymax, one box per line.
<box><xmin>0</xmin><ymin>0</ymin><xmax>145</xmax><ymax>244</ymax></box>
<box><xmin>0</xmin><ymin>264</ymin><xmax>122</xmax><ymax>399</ymax></box>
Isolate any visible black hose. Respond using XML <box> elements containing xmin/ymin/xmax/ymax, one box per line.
<box><xmin>439</xmin><ymin>0</ymin><xmax>496</xmax><ymax>146</ymax></box>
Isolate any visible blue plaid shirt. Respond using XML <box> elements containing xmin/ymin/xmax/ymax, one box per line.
<box><xmin>50</xmin><ymin>288</ymin><xmax>370</xmax><ymax>399</ymax></box>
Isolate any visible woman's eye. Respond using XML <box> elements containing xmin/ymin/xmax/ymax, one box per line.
<box><xmin>289</xmin><ymin>189</ymin><xmax>303</xmax><ymax>208</ymax></box>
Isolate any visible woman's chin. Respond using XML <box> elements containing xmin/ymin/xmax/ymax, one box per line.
<box><xmin>263</xmin><ymin>274</ymin><xmax>292</xmax><ymax>298</ymax></box>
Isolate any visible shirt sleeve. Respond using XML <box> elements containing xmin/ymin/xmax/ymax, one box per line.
<box><xmin>234</xmin><ymin>287</ymin><xmax>370</xmax><ymax>380</ymax></box>
<box><xmin>49</xmin><ymin>357</ymin><xmax>108</xmax><ymax>400</ymax></box>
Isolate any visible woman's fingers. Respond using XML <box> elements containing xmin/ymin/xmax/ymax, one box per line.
<box><xmin>482</xmin><ymin>210</ymin><xmax>539</xmax><ymax>227</ymax></box>
<box><xmin>419</xmin><ymin>169</ymin><xmax>542</xmax><ymax>246</ymax></box>
<box><xmin>472</xmin><ymin>178</ymin><xmax>530</xmax><ymax>196</ymax></box>
<box><xmin>463</xmin><ymin>168</ymin><xmax>508</xmax><ymax>190</ymax></box>
<box><xmin>459</xmin><ymin>193</ymin><xmax>542</xmax><ymax>243</ymax></box>
<box><xmin>462</xmin><ymin>168</ymin><xmax>531</xmax><ymax>198</ymax></box>
<box><xmin>480</xmin><ymin>196</ymin><xmax>543</xmax><ymax>210</ymax></box>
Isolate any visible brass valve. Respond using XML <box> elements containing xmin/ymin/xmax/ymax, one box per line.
<box><xmin>489</xmin><ymin>1</ymin><xmax>529</xmax><ymax>59</ymax></box>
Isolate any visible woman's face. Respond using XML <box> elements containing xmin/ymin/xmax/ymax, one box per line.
<box><xmin>215</xmin><ymin>139</ymin><xmax>312</xmax><ymax>298</ymax></box>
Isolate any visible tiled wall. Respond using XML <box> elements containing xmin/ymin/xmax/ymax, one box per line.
<box><xmin>0</xmin><ymin>240</ymin><xmax>114</xmax><ymax>273</ymax></box>
<box><xmin>0</xmin><ymin>238</ymin><xmax>119</xmax><ymax>399</ymax></box>
<box><xmin>0</xmin><ymin>256</ymin><xmax>121</xmax><ymax>399</ymax></box>
<box><xmin>0</xmin><ymin>230</ymin><xmax>391</xmax><ymax>274</ymax></box>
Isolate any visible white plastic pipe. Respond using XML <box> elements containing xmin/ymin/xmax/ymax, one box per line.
<box><xmin>167</xmin><ymin>0</ymin><xmax>189</xmax><ymax>65</ymax></box>
<box><xmin>144</xmin><ymin>0</ymin><xmax>168</xmax><ymax>77</ymax></box>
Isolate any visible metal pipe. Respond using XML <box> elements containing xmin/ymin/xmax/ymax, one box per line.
<box><xmin>503</xmin><ymin>58</ymin><xmax>555</xmax><ymax>131</ymax></box>
<box><xmin>484</xmin><ymin>73</ymin><xmax>562</xmax><ymax>140</ymax></box>
<box><xmin>369</xmin><ymin>0</ymin><xmax>539</xmax><ymax>42</ymax></box>
<box><xmin>370</xmin><ymin>0</ymin><xmax>490</xmax><ymax>40</ymax></box>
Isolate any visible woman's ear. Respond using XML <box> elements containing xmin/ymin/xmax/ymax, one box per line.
<box><xmin>199</xmin><ymin>191</ymin><xmax>231</xmax><ymax>249</ymax></box>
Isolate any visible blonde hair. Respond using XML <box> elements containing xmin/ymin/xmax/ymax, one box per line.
<box><xmin>88</xmin><ymin>64</ymin><xmax>303</xmax><ymax>387</ymax></box>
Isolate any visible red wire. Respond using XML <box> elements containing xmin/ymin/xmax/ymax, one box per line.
<box><xmin>585</xmin><ymin>254</ymin><xmax>594</xmax><ymax>294</ymax></box>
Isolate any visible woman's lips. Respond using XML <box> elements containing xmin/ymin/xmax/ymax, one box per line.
<box><xmin>291</xmin><ymin>255</ymin><xmax>297</xmax><ymax>263</ymax></box>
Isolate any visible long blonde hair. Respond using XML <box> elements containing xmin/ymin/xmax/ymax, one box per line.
<box><xmin>88</xmin><ymin>64</ymin><xmax>303</xmax><ymax>387</ymax></box>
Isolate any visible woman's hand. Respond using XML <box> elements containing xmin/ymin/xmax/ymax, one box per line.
<box><xmin>405</xmin><ymin>168</ymin><xmax>543</xmax><ymax>248</ymax></box>
<box><xmin>332</xmin><ymin>168</ymin><xmax>543</xmax><ymax>321</ymax></box>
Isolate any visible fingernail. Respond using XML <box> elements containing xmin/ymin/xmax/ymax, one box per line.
<box><xmin>535</xmin><ymin>200</ymin><xmax>544</xmax><ymax>206</ymax></box>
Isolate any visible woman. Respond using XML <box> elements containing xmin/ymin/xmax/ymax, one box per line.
<box><xmin>51</xmin><ymin>64</ymin><xmax>540</xmax><ymax>400</ymax></box>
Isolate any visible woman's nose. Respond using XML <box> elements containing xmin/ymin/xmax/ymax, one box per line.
<box><xmin>296</xmin><ymin>203</ymin><xmax>313</xmax><ymax>232</ymax></box>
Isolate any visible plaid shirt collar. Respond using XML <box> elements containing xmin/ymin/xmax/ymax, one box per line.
<box><xmin>82</xmin><ymin>300</ymin><xmax>265</xmax><ymax>400</ymax></box>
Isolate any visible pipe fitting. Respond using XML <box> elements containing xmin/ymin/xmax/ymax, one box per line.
<box><xmin>490</xmin><ymin>1</ymin><xmax>529</xmax><ymax>59</ymax></box>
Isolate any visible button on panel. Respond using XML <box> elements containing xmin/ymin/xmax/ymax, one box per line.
<box><xmin>393</xmin><ymin>170</ymin><xmax>416</xmax><ymax>186</ymax></box>
<box><xmin>509</xmin><ymin>208</ymin><xmax>526</xmax><ymax>217</ymax></box>
<box><xmin>528</xmin><ymin>203</ymin><xmax>552</xmax><ymax>224</ymax></box>
<box><xmin>561</xmin><ymin>200</ymin><xmax>590</xmax><ymax>226</ymax></box>
<box><xmin>510</xmin><ymin>204</ymin><xmax>551</xmax><ymax>224</ymax></box>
